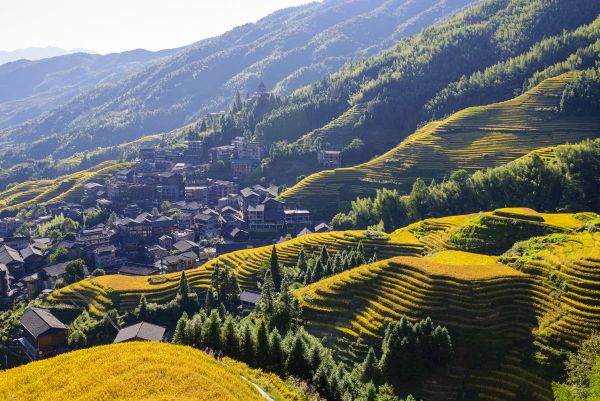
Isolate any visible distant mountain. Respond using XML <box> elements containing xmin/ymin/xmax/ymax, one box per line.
<box><xmin>0</xmin><ymin>0</ymin><xmax>478</xmax><ymax>164</ymax></box>
<box><xmin>0</xmin><ymin>47</ymin><xmax>184</xmax><ymax>131</ymax></box>
<box><xmin>0</xmin><ymin>47</ymin><xmax>97</xmax><ymax>65</ymax></box>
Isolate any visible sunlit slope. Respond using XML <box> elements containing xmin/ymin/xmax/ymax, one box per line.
<box><xmin>296</xmin><ymin>251</ymin><xmax>541</xmax><ymax>341</ymax></box>
<box><xmin>296</xmin><ymin>229</ymin><xmax>600</xmax><ymax>352</ymax></box>
<box><xmin>0</xmin><ymin>161</ymin><xmax>132</xmax><ymax>213</ymax></box>
<box><xmin>50</xmin><ymin>208</ymin><xmax>584</xmax><ymax>315</ymax></box>
<box><xmin>50</xmin><ymin>229</ymin><xmax>426</xmax><ymax>312</ymax></box>
<box><xmin>295</xmin><ymin>209</ymin><xmax>591</xmax><ymax>341</ymax></box>
<box><xmin>0</xmin><ymin>342</ymin><xmax>303</xmax><ymax>401</ymax></box>
<box><xmin>281</xmin><ymin>73</ymin><xmax>600</xmax><ymax>215</ymax></box>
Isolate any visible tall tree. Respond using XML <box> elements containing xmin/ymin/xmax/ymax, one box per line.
<box><xmin>254</xmin><ymin>319</ymin><xmax>271</xmax><ymax>368</ymax></box>
<box><xmin>286</xmin><ymin>335</ymin><xmax>310</xmax><ymax>379</ymax></box>
<box><xmin>270</xmin><ymin>245</ymin><xmax>282</xmax><ymax>291</ymax></box>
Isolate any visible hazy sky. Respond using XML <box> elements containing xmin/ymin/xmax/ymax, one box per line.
<box><xmin>0</xmin><ymin>0</ymin><xmax>317</xmax><ymax>54</ymax></box>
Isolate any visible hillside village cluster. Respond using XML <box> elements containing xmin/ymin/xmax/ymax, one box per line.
<box><xmin>0</xmin><ymin>133</ymin><xmax>341</xmax><ymax>357</ymax></box>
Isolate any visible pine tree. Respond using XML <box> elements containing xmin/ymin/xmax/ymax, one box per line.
<box><xmin>312</xmin><ymin>259</ymin><xmax>324</xmax><ymax>281</ymax></box>
<box><xmin>328</xmin><ymin>367</ymin><xmax>342</xmax><ymax>401</ymax></box>
<box><xmin>319</xmin><ymin>246</ymin><xmax>330</xmax><ymax>266</ymax></box>
<box><xmin>304</xmin><ymin>264</ymin><xmax>314</xmax><ymax>285</ymax></box>
<box><xmin>205</xmin><ymin>288</ymin><xmax>215</xmax><ymax>312</ymax></box>
<box><xmin>136</xmin><ymin>295</ymin><xmax>148</xmax><ymax>320</ymax></box>
<box><xmin>285</xmin><ymin>335</ymin><xmax>310</xmax><ymax>379</ymax></box>
<box><xmin>254</xmin><ymin>319</ymin><xmax>270</xmax><ymax>368</ymax></box>
<box><xmin>185</xmin><ymin>314</ymin><xmax>202</xmax><ymax>346</ymax></box>
<box><xmin>313</xmin><ymin>362</ymin><xmax>332</xmax><ymax>397</ymax></box>
<box><xmin>234</xmin><ymin>90</ymin><xmax>244</xmax><ymax>112</ymax></box>
<box><xmin>179</xmin><ymin>271</ymin><xmax>190</xmax><ymax>302</ymax></box>
<box><xmin>270</xmin><ymin>245</ymin><xmax>282</xmax><ymax>291</ymax></box>
<box><xmin>239</xmin><ymin>323</ymin><xmax>255</xmax><ymax>364</ymax></box>
<box><xmin>259</xmin><ymin>271</ymin><xmax>275</xmax><ymax>314</ymax></box>
<box><xmin>172</xmin><ymin>313</ymin><xmax>189</xmax><ymax>344</ymax></box>
<box><xmin>296</xmin><ymin>247</ymin><xmax>308</xmax><ymax>272</ymax></box>
<box><xmin>220</xmin><ymin>316</ymin><xmax>239</xmax><ymax>357</ymax></box>
<box><xmin>308</xmin><ymin>344</ymin><xmax>323</xmax><ymax>375</ymax></box>
<box><xmin>358</xmin><ymin>382</ymin><xmax>377</xmax><ymax>401</ymax></box>
<box><xmin>202</xmin><ymin>310</ymin><xmax>222</xmax><ymax>350</ymax></box>
<box><xmin>217</xmin><ymin>302</ymin><xmax>227</xmax><ymax>319</ymax></box>
<box><xmin>268</xmin><ymin>329</ymin><xmax>284</xmax><ymax>372</ymax></box>
<box><xmin>359</xmin><ymin>347</ymin><xmax>380</xmax><ymax>384</ymax></box>
<box><xmin>407</xmin><ymin>334</ymin><xmax>424</xmax><ymax>378</ymax></box>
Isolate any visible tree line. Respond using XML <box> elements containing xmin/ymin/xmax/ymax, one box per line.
<box><xmin>332</xmin><ymin>139</ymin><xmax>600</xmax><ymax>232</ymax></box>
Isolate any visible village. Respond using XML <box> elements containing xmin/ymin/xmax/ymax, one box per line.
<box><xmin>0</xmin><ymin>117</ymin><xmax>342</xmax><ymax>361</ymax></box>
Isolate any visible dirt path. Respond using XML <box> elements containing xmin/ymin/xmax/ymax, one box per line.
<box><xmin>240</xmin><ymin>375</ymin><xmax>275</xmax><ymax>401</ymax></box>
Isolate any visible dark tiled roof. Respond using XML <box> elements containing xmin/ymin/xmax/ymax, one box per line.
<box><xmin>20</xmin><ymin>307</ymin><xmax>68</xmax><ymax>339</ymax></box>
<box><xmin>94</xmin><ymin>245</ymin><xmax>116</xmax><ymax>255</ymax></box>
<box><xmin>43</xmin><ymin>262</ymin><xmax>69</xmax><ymax>277</ymax></box>
<box><xmin>173</xmin><ymin>240</ymin><xmax>198</xmax><ymax>253</ymax></box>
<box><xmin>314</xmin><ymin>222</ymin><xmax>330</xmax><ymax>232</ymax></box>
<box><xmin>0</xmin><ymin>245</ymin><xmax>23</xmax><ymax>264</ymax></box>
<box><xmin>247</xmin><ymin>205</ymin><xmax>264</xmax><ymax>212</ymax></box>
<box><xmin>296</xmin><ymin>228</ymin><xmax>313</xmax><ymax>237</ymax></box>
<box><xmin>20</xmin><ymin>245</ymin><xmax>44</xmax><ymax>259</ymax></box>
<box><xmin>113</xmin><ymin>322</ymin><xmax>165</xmax><ymax>343</ymax></box>
<box><xmin>240</xmin><ymin>290</ymin><xmax>261</xmax><ymax>305</ymax></box>
<box><xmin>240</xmin><ymin>188</ymin><xmax>258</xmax><ymax>198</ymax></box>
<box><xmin>118</xmin><ymin>264</ymin><xmax>158</xmax><ymax>276</ymax></box>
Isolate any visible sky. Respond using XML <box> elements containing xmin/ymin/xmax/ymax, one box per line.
<box><xmin>0</xmin><ymin>0</ymin><xmax>318</xmax><ymax>54</ymax></box>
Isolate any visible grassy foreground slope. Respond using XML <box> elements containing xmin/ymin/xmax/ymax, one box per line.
<box><xmin>280</xmin><ymin>73</ymin><xmax>600</xmax><ymax>216</ymax></box>
<box><xmin>0</xmin><ymin>161</ymin><xmax>133</xmax><ymax>214</ymax></box>
<box><xmin>0</xmin><ymin>342</ymin><xmax>304</xmax><ymax>401</ymax></box>
<box><xmin>50</xmin><ymin>229</ymin><xmax>426</xmax><ymax>312</ymax></box>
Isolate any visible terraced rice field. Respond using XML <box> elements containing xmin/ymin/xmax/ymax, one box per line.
<box><xmin>0</xmin><ymin>342</ymin><xmax>303</xmax><ymax>401</ymax></box>
<box><xmin>50</xmin><ymin>229</ymin><xmax>426</xmax><ymax>312</ymax></box>
<box><xmin>447</xmin><ymin>209</ymin><xmax>583</xmax><ymax>255</ymax></box>
<box><xmin>281</xmin><ymin>73</ymin><xmax>600</xmax><ymax>216</ymax></box>
<box><xmin>296</xmin><ymin>251</ymin><xmax>541</xmax><ymax>341</ymax></box>
<box><xmin>465</xmin><ymin>348</ymin><xmax>553</xmax><ymax>401</ymax></box>
<box><xmin>50</xmin><ymin>209</ymin><xmax>586</xmax><ymax>313</ymax></box>
<box><xmin>521</xmin><ymin>231</ymin><xmax>600</xmax><ymax>350</ymax></box>
<box><xmin>0</xmin><ymin>161</ymin><xmax>132</xmax><ymax>213</ymax></box>
<box><xmin>296</xmin><ymin>218</ymin><xmax>595</xmax><ymax>343</ymax></box>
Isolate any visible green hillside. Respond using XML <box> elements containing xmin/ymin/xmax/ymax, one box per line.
<box><xmin>281</xmin><ymin>73</ymin><xmax>600</xmax><ymax>216</ymax></box>
<box><xmin>251</xmin><ymin>0</ymin><xmax>600</xmax><ymax>184</ymax></box>
<box><xmin>0</xmin><ymin>0</ymin><xmax>476</xmax><ymax>165</ymax></box>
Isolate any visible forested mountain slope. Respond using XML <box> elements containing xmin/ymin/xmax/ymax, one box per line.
<box><xmin>0</xmin><ymin>0</ymin><xmax>476</xmax><ymax>165</ymax></box>
<box><xmin>0</xmin><ymin>48</ymin><xmax>181</xmax><ymax>131</ymax></box>
<box><xmin>280</xmin><ymin>72</ymin><xmax>600</xmax><ymax>216</ymax></box>
<box><xmin>246</xmin><ymin>0</ymin><xmax>600</xmax><ymax>185</ymax></box>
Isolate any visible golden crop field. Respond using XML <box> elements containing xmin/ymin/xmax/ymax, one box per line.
<box><xmin>0</xmin><ymin>161</ymin><xmax>133</xmax><ymax>213</ymax></box>
<box><xmin>280</xmin><ymin>73</ymin><xmax>600</xmax><ymax>215</ymax></box>
<box><xmin>296</xmin><ymin>252</ymin><xmax>534</xmax><ymax>341</ymax></box>
<box><xmin>50</xmin><ymin>228</ymin><xmax>426</xmax><ymax>312</ymax></box>
<box><xmin>50</xmin><ymin>209</ymin><xmax>587</xmax><ymax>314</ymax></box>
<box><xmin>0</xmin><ymin>342</ymin><xmax>303</xmax><ymax>401</ymax></box>
<box><xmin>295</xmin><ymin>229</ymin><xmax>599</xmax><ymax>378</ymax></box>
